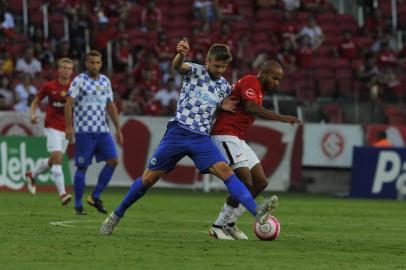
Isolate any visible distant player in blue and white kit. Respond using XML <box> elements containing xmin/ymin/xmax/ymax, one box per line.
<box><xmin>100</xmin><ymin>39</ymin><xmax>276</xmax><ymax>235</ymax></box>
<box><xmin>65</xmin><ymin>50</ymin><xmax>123</xmax><ymax>215</ymax></box>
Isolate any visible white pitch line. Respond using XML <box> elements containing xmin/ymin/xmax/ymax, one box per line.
<box><xmin>49</xmin><ymin>220</ymin><xmax>96</xmax><ymax>227</ymax></box>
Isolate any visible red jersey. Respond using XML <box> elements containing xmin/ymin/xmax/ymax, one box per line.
<box><xmin>36</xmin><ymin>79</ymin><xmax>70</xmax><ymax>132</ymax></box>
<box><xmin>212</xmin><ymin>75</ymin><xmax>263</xmax><ymax>139</ymax></box>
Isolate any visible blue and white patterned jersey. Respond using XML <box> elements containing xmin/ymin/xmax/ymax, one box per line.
<box><xmin>67</xmin><ymin>72</ymin><xmax>113</xmax><ymax>133</ymax></box>
<box><xmin>173</xmin><ymin>62</ymin><xmax>231</xmax><ymax>135</ymax></box>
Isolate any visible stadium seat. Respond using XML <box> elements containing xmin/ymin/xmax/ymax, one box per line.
<box><xmin>322</xmin><ymin>103</ymin><xmax>343</xmax><ymax>123</ymax></box>
<box><xmin>318</xmin><ymin>79</ymin><xmax>336</xmax><ymax>97</ymax></box>
<box><xmin>385</xmin><ymin>106</ymin><xmax>406</xmax><ymax>124</ymax></box>
<box><xmin>49</xmin><ymin>15</ymin><xmax>65</xmax><ymax>38</ymax></box>
<box><xmin>313</xmin><ymin>67</ymin><xmax>334</xmax><ymax>78</ymax></box>
<box><xmin>330</xmin><ymin>58</ymin><xmax>350</xmax><ymax>69</ymax></box>
<box><xmin>335</xmin><ymin>68</ymin><xmax>352</xmax><ymax>79</ymax></box>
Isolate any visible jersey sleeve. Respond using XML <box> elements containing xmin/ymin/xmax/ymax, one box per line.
<box><xmin>36</xmin><ymin>83</ymin><xmax>49</xmax><ymax>101</ymax></box>
<box><xmin>106</xmin><ymin>78</ymin><xmax>114</xmax><ymax>104</ymax></box>
<box><xmin>67</xmin><ymin>75</ymin><xmax>81</xmax><ymax>99</ymax></box>
<box><xmin>184</xmin><ymin>62</ymin><xmax>204</xmax><ymax>77</ymax></box>
<box><xmin>239</xmin><ymin>77</ymin><xmax>259</xmax><ymax>102</ymax></box>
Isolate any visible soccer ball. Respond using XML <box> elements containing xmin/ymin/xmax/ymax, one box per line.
<box><xmin>253</xmin><ymin>215</ymin><xmax>280</xmax><ymax>241</ymax></box>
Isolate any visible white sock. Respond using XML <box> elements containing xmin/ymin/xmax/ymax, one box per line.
<box><xmin>32</xmin><ymin>158</ymin><xmax>50</xmax><ymax>177</ymax></box>
<box><xmin>228</xmin><ymin>204</ymin><xmax>246</xmax><ymax>224</ymax></box>
<box><xmin>51</xmin><ymin>165</ymin><xmax>66</xmax><ymax>196</ymax></box>
<box><xmin>214</xmin><ymin>203</ymin><xmax>237</xmax><ymax>226</ymax></box>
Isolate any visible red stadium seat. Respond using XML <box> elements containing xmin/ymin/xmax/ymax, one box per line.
<box><xmin>385</xmin><ymin>106</ymin><xmax>406</xmax><ymax>124</ymax></box>
<box><xmin>322</xmin><ymin>103</ymin><xmax>343</xmax><ymax>123</ymax></box>
<box><xmin>318</xmin><ymin>79</ymin><xmax>336</xmax><ymax>97</ymax></box>
<box><xmin>313</xmin><ymin>67</ymin><xmax>334</xmax><ymax>78</ymax></box>
<box><xmin>335</xmin><ymin>68</ymin><xmax>352</xmax><ymax>79</ymax></box>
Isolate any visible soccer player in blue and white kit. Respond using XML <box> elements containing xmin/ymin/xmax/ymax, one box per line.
<box><xmin>65</xmin><ymin>50</ymin><xmax>123</xmax><ymax>215</ymax></box>
<box><xmin>100</xmin><ymin>39</ymin><xmax>275</xmax><ymax>235</ymax></box>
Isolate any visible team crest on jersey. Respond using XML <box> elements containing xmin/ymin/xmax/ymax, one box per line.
<box><xmin>96</xmin><ymin>85</ymin><xmax>102</xmax><ymax>91</ymax></box>
<box><xmin>60</xmin><ymin>91</ymin><xmax>66</xmax><ymax>97</ymax></box>
<box><xmin>150</xmin><ymin>157</ymin><xmax>157</xmax><ymax>165</ymax></box>
<box><xmin>245</xmin><ymin>88</ymin><xmax>257</xmax><ymax>99</ymax></box>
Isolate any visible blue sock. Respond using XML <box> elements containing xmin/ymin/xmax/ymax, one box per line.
<box><xmin>115</xmin><ymin>177</ymin><xmax>148</xmax><ymax>217</ymax></box>
<box><xmin>92</xmin><ymin>164</ymin><xmax>115</xmax><ymax>199</ymax></box>
<box><xmin>224</xmin><ymin>174</ymin><xmax>257</xmax><ymax>216</ymax></box>
<box><xmin>74</xmin><ymin>169</ymin><xmax>86</xmax><ymax>208</ymax></box>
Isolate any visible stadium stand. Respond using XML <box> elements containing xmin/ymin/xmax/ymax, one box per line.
<box><xmin>0</xmin><ymin>0</ymin><xmax>406</xmax><ymax>123</ymax></box>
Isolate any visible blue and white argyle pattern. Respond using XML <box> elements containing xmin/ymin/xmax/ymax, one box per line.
<box><xmin>67</xmin><ymin>72</ymin><xmax>113</xmax><ymax>133</ymax></box>
<box><xmin>172</xmin><ymin>62</ymin><xmax>231</xmax><ymax>135</ymax></box>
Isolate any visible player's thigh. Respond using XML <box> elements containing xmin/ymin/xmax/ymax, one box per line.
<box><xmin>188</xmin><ymin>135</ymin><xmax>228</xmax><ymax>173</ymax></box>
<box><xmin>45</xmin><ymin>128</ymin><xmax>69</xmax><ymax>153</ymax></box>
<box><xmin>147</xmin><ymin>131</ymin><xmax>187</xmax><ymax>172</ymax></box>
<box><xmin>242</xmin><ymin>141</ymin><xmax>260</xmax><ymax>170</ymax></box>
<box><xmin>74</xmin><ymin>133</ymin><xmax>97</xmax><ymax>167</ymax></box>
<box><xmin>94</xmin><ymin>133</ymin><xmax>118</xmax><ymax>163</ymax></box>
<box><xmin>211</xmin><ymin>135</ymin><xmax>249</xmax><ymax>169</ymax></box>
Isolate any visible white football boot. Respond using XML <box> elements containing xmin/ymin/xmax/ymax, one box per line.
<box><xmin>100</xmin><ymin>212</ymin><xmax>121</xmax><ymax>235</ymax></box>
<box><xmin>209</xmin><ymin>225</ymin><xmax>234</xmax><ymax>240</ymax></box>
<box><xmin>255</xmin><ymin>195</ymin><xmax>278</xmax><ymax>224</ymax></box>
<box><xmin>224</xmin><ymin>223</ymin><xmax>248</xmax><ymax>240</ymax></box>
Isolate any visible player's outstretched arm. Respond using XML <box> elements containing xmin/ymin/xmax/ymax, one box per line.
<box><xmin>172</xmin><ymin>38</ymin><xmax>190</xmax><ymax>74</ymax></box>
<box><xmin>64</xmin><ymin>96</ymin><xmax>75</xmax><ymax>143</ymax></box>
<box><xmin>107</xmin><ymin>102</ymin><xmax>123</xmax><ymax>145</ymax></box>
<box><xmin>243</xmin><ymin>100</ymin><xmax>302</xmax><ymax>125</ymax></box>
<box><xmin>29</xmin><ymin>96</ymin><xmax>40</xmax><ymax>124</ymax></box>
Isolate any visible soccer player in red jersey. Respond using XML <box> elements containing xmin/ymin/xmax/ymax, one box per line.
<box><xmin>25</xmin><ymin>58</ymin><xmax>74</xmax><ymax>206</ymax></box>
<box><xmin>209</xmin><ymin>60</ymin><xmax>302</xmax><ymax>240</ymax></box>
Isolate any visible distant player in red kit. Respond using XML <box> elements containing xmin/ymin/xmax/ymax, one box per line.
<box><xmin>209</xmin><ymin>60</ymin><xmax>302</xmax><ymax>240</ymax></box>
<box><xmin>25</xmin><ymin>58</ymin><xmax>74</xmax><ymax>205</ymax></box>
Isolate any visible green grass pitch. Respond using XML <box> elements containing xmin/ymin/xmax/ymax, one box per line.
<box><xmin>0</xmin><ymin>188</ymin><xmax>405</xmax><ymax>270</ymax></box>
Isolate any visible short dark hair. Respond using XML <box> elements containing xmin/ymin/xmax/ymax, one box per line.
<box><xmin>86</xmin><ymin>50</ymin><xmax>102</xmax><ymax>60</ymax></box>
<box><xmin>207</xmin><ymin>44</ymin><xmax>232</xmax><ymax>62</ymax></box>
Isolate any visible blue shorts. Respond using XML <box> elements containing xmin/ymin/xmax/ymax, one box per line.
<box><xmin>74</xmin><ymin>133</ymin><xmax>118</xmax><ymax>167</ymax></box>
<box><xmin>148</xmin><ymin>122</ymin><xmax>227</xmax><ymax>173</ymax></box>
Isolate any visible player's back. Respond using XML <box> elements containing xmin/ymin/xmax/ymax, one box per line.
<box><xmin>211</xmin><ymin>75</ymin><xmax>263</xmax><ymax>140</ymax></box>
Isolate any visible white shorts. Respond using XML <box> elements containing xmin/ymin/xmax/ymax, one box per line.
<box><xmin>211</xmin><ymin>135</ymin><xmax>260</xmax><ymax>170</ymax></box>
<box><xmin>44</xmin><ymin>128</ymin><xmax>68</xmax><ymax>153</ymax></box>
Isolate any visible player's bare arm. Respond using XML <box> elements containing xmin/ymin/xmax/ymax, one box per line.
<box><xmin>64</xmin><ymin>96</ymin><xmax>75</xmax><ymax>143</ymax></box>
<box><xmin>107</xmin><ymin>102</ymin><xmax>123</xmax><ymax>145</ymax></box>
<box><xmin>29</xmin><ymin>96</ymin><xmax>40</xmax><ymax>124</ymax></box>
<box><xmin>172</xmin><ymin>38</ymin><xmax>190</xmax><ymax>74</ymax></box>
<box><xmin>220</xmin><ymin>96</ymin><xmax>238</xmax><ymax>113</ymax></box>
<box><xmin>243</xmin><ymin>100</ymin><xmax>302</xmax><ymax>125</ymax></box>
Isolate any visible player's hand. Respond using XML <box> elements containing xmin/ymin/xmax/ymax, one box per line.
<box><xmin>31</xmin><ymin>114</ymin><xmax>38</xmax><ymax>124</ymax></box>
<box><xmin>65</xmin><ymin>127</ymin><xmax>74</xmax><ymax>143</ymax></box>
<box><xmin>115</xmin><ymin>130</ymin><xmax>123</xmax><ymax>145</ymax></box>
<box><xmin>282</xmin><ymin>115</ymin><xmax>303</xmax><ymax>126</ymax></box>
<box><xmin>176</xmin><ymin>38</ymin><xmax>189</xmax><ymax>56</ymax></box>
<box><xmin>220</xmin><ymin>97</ymin><xmax>238</xmax><ymax>113</ymax></box>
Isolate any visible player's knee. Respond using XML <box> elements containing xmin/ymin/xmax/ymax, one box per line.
<box><xmin>49</xmin><ymin>152</ymin><xmax>63</xmax><ymax>165</ymax></box>
<box><xmin>106</xmin><ymin>158</ymin><xmax>119</xmax><ymax>167</ymax></box>
<box><xmin>142</xmin><ymin>170</ymin><xmax>162</xmax><ymax>187</ymax></box>
<box><xmin>211</xmin><ymin>161</ymin><xmax>234</xmax><ymax>180</ymax></box>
